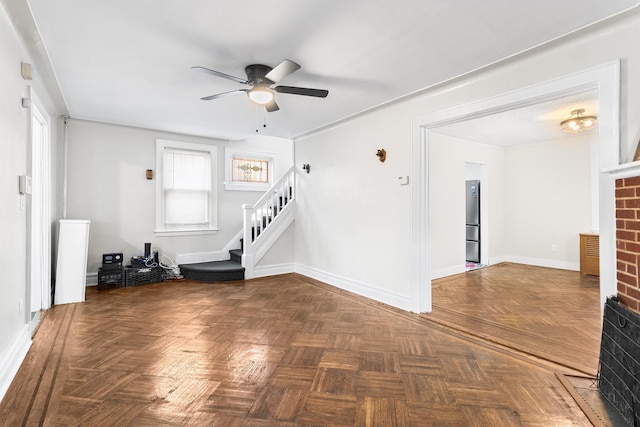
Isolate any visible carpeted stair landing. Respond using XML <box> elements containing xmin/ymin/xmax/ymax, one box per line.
<box><xmin>180</xmin><ymin>185</ymin><xmax>292</xmax><ymax>283</ymax></box>
<box><xmin>178</xmin><ymin>249</ymin><xmax>244</xmax><ymax>282</ymax></box>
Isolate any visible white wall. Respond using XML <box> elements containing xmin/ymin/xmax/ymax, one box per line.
<box><xmin>65</xmin><ymin>119</ymin><xmax>293</xmax><ymax>274</ymax></box>
<box><xmin>428</xmin><ymin>133</ymin><xmax>593</xmax><ymax>277</ymax></box>
<box><xmin>295</xmin><ymin>120</ymin><xmax>413</xmax><ymax>303</ymax></box>
<box><xmin>295</xmin><ymin>9</ymin><xmax>640</xmax><ymax>310</ymax></box>
<box><xmin>504</xmin><ymin>135</ymin><xmax>593</xmax><ymax>269</ymax></box>
<box><xmin>0</xmin><ymin>1</ymin><xmax>64</xmax><ymax>400</ymax></box>
<box><xmin>0</xmin><ymin>1</ymin><xmax>30</xmax><ymax>375</ymax></box>
<box><xmin>428</xmin><ymin>134</ymin><xmax>505</xmax><ymax>278</ymax></box>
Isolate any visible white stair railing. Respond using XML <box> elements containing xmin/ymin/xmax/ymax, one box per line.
<box><xmin>242</xmin><ymin>166</ymin><xmax>295</xmax><ymax>278</ymax></box>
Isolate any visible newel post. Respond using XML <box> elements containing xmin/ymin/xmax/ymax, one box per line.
<box><xmin>242</xmin><ymin>203</ymin><xmax>255</xmax><ymax>279</ymax></box>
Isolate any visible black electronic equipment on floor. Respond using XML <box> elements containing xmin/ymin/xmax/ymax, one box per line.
<box><xmin>98</xmin><ymin>252</ymin><xmax>125</xmax><ymax>290</ymax></box>
<box><xmin>101</xmin><ymin>252</ymin><xmax>123</xmax><ymax>270</ymax></box>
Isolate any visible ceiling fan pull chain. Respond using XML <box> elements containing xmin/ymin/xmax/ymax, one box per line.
<box><xmin>255</xmin><ymin>105</ymin><xmax>268</xmax><ymax>133</ymax></box>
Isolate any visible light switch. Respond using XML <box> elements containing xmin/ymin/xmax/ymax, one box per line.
<box><xmin>19</xmin><ymin>175</ymin><xmax>32</xmax><ymax>194</ymax></box>
<box><xmin>398</xmin><ymin>176</ymin><xmax>409</xmax><ymax>186</ymax></box>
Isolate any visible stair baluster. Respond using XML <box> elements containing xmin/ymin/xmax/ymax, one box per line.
<box><xmin>242</xmin><ymin>166</ymin><xmax>296</xmax><ymax>279</ymax></box>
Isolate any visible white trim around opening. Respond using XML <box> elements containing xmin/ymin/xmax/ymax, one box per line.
<box><xmin>411</xmin><ymin>61</ymin><xmax>621</xmax><ymax>314</ymax></box>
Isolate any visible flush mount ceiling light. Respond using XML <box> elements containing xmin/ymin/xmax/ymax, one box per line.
<box><xmin>560</xmin><ymin>108</ymin><xmax>597</xmax><ymax>133</ymax></box>
<box><xmin>247</xmin><ymin>86</ymin><xmax>274</xmax><ymax>105</ymax></box>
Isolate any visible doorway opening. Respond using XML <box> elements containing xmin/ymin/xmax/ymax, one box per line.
<box><xmin>410</xmin><ymin>62</ymin><xmax>620</xmax><ymax>314</ymax></box>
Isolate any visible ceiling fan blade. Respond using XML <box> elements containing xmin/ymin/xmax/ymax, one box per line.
<box><xmin>265</xmin><ymin>99</ymin><xmax>279</xmax><ymax>112</ymax></box>
<box><xmin>275</xmin><ymin>86</ymin><xmax>329</xmax><ymax>98</ymax></box>
<box><xmin>265</xmin><ymin>59</ymin><xmax>301</xmax><ymax>83</ymax></box>
<box><xmin>200</xmin><ymin>89</ymin><xmax>247</xmax><ymax>101</ymax></box>
<box><xmin>192</xmin><ymin>66</ymin><xmax>249</xmax><ymax>85</ymax></box>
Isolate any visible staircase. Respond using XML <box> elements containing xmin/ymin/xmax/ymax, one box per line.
<box><xmin>179</xmin><ymin>167</ymin><xmax>295</xmax><ymax>282</ymax></box>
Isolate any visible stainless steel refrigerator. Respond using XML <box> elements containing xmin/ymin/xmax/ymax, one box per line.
<box><xmin>466</xmin><ymin>180</ymin><xmax>480</xmax><ymax>263</ymax></box>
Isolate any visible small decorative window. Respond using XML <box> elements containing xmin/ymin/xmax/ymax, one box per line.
<box><xmin>231</xmin><ymin>157</ymin><xmax>269</xmax><ymax>184</ymax></box>
<box><xmin>225</xmin><ymin>148</ymin><xmax>274</xmax><ymax>191</ymax></box>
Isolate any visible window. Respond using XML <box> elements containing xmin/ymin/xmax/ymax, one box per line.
<box><xmin>155</xmin><ymin>139</ymin><xmax>218</xmax><ymax>235</ymax></box>
<box><xmin>231</xmin><ymin>157</ymin><xmax>269</xmax><ymax>184</ymax></box>
<box><xmin>224</xmin><ymin>148</ymin><xmax>274</xmax><ymax>191</ymax></box>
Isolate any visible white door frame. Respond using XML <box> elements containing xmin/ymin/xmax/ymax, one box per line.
<box><xmin>410</xmin><ymin>61</ymin><xmax>620</xmax><ymax>313</ymax></box>
<box><xmin>27</xmin><ymin>87</ymin><xmax>52</xmax><ymax>322</ymax></box>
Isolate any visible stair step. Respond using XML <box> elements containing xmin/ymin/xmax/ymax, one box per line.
<box><xmin>179</xmin><ymin>260</ymin><xmax>244</xmax><ymax>283</ymax></box>
<box><xmin>229</xmin><ymin>249</ymin><xmax>242</xmax><ymax>263</ymax></box>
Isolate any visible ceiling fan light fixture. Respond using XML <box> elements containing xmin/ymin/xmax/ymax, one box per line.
<box><xmin>248</xmin><ymin>87</ymin><xmax>274</xmax><ymax>105</ymax></box>
<box><xmin>560</xmin><ymin>108</ymin><xmax>597</xmax><ymax>133</ymax></box>
<box><xmin>193</xmin><ymin>60</ymin><xmax>328</xmax><ymax>113</ymax></box>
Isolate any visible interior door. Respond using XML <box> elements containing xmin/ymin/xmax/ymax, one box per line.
<box><xmin>28</xmin><ymin>89</ymin><xmax>51</xmax><ymax>320</ymax></box>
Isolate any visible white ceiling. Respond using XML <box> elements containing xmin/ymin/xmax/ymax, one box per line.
<box><xmin>25</xmin><ymin>0</ymin><xmax>639</xmax><ymax>141</ymax></box>
<box><xmin>432</xmin><ymin>90</ymin><xmax>600</xmax><ymax>146</ymax></box>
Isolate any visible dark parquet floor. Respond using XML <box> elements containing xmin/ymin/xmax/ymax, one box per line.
<box><xmin>0</xmin><ymin>269</ymin><xmax>596</xmax><ymax>426</ymax></box>
<box><xmin>427</xmin><ymin>263</ymin><xmax>602</xmax><ymax>376</ymax></box>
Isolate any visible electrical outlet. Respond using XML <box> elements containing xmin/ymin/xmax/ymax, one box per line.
<box><xmin>551</xmin><ymin>244</ymin><xmax>558</xmax><ymax>252</ymax></box>
<box><xmin>18</xmin><ymin>299</ymin><xmax>23</xmax><ymax>318</ymax></box>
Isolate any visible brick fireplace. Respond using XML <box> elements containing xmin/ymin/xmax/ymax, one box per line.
<box><xmin>615</xmin><ymin>176</ymin><xmax>640</xmax><ymax>311</ymax></box>
<box><xmin>597</xmin><ymin>175</ymin><xmax>640</xmax><ymax>425</ymax></box>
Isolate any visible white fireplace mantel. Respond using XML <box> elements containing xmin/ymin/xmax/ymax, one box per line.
<box><xmin>603</xmin><ymin>161</ymin><xmax>640</xmax><ymax>179</ymax></box>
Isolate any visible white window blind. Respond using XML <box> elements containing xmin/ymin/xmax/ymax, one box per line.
<box><xmin>163</xmin><ymin>147</ymin><xmax>211</xmax><ymax>227</ymax></box>
<box><xmin>155</xmin><ymin>139</ymin><xmax>218</xmax><ymax>235</ymax></box>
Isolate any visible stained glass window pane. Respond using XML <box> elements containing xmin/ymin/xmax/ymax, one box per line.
<box><xmin>230</xmin><ymin>157</ymin><xmax>269</xmax><ymax>183</ymax></box>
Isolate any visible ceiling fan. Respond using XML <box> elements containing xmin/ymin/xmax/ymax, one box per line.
<box><xmin>192</xmin><ymin>59</ymin><xmax>328</xmax><ymax>112</ymax></box>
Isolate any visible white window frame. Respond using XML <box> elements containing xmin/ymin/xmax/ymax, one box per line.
<box><xmin>155</xmin><ymin>139</ymin><xmax>218</xmax><ymax>236</ymax></box>
<box><xmin>224</xmin><ymin>148</ymin><xmax>274</xmax><ymax>191</ymax></box>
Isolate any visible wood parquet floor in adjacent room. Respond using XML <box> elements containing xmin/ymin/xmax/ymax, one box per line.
<box><xmin>1</xmin><ymin>271</ymin><xmax>594</xmax><ymax>426</ymax></box>
<box><xmin>427</xmin><ymin>263</ymin><xmax>602</xmax><ymax>376</ymax></box>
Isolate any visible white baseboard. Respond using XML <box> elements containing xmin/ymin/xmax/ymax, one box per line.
<box><xmin>503</xmin><ymin>255</ymin><xmax>579</xmax><ymax>272</ymax></box>
<box><xmin>433</xmin><ymin>255</ymin><xmax>579</xmax><ymax>281</ymax></box>
<box><xmin>86</xmin><ymin>272</ymin><xmax>98</xmax><ymax>285</ymax></box>
<box><xmin>29</xmin><ymin>311</ymin><xmax>41</xmax><ymax>337</ymax></box>
<box><xmin>254</xmin><ymin>263</ymin><xmax>296</xmax><ymax>278</ymax></box>
<box><xmin>489</xmin><ymin>255</ymin><xmax>509</xmax><ymax>265</ymax></box>
<box><xmin>176</xmin><ymin>250</ymin><xmax>229</xmax><ymax>265</ymax></box>
<box><xmin>0</xmin><ymin>325</ymin><xmax>31</xmax><ymax>402</ymax></box>
<box><xmin>176</xmin><ymin>230</ymin><xmax>242</xmax><ymax>265</ymax></box>
<box><xmin>295</xmin><ymin>264</ymin><xmax>412</xmax><ymax>311</ymax></box>
<box><xmin>431</xmin><ymin>264</ymin><xmax>466</xmax><ymax>280</ymax></box>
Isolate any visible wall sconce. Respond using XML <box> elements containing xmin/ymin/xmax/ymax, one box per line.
<box><xmin>302</xmin><ymin>164</ymin><xmax>310</xmax><ymax>174</ymax></box>
<box><xmin>376</xmin><ymin>149</ymin><xmax>386</xmax><ymax>163</ymax></box>
<box><xmin>146</xmin><ymin>169</ymin><xmax>154</xmax><ymax>180</ymax></box>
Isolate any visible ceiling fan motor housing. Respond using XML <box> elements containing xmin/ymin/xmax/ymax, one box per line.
<box><xmin>245</xmin><ymin>64</ymin><xmax>274</xmax><ymax>86</ymax></box>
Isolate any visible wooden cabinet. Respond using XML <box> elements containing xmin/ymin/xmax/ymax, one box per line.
<box><xmin>579</xmin><ymin>233</ymin><xmax>599</xmax><ymax>276</ymax></box>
